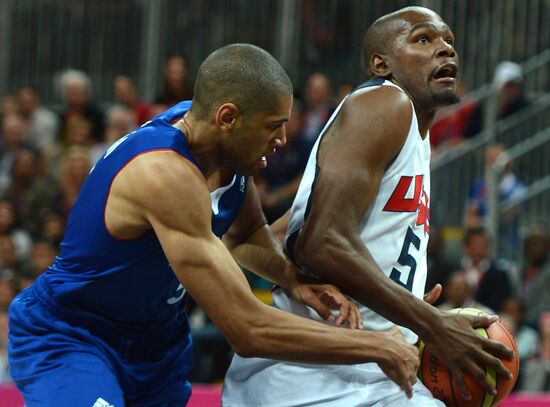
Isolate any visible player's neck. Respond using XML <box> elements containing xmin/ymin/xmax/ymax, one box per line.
<box><xmin>176</xmin><ymin>113</ymin><xmax>223</xmax><ymax>177</ymax></box>
<box><xmin>415</xmin><ymin>109</ymin><xmax>436</xmax><ymax>138</ymax></box>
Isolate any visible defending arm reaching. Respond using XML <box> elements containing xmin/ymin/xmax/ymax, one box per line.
<box><xmin>117</xmin><ymin>149</ymin><xmax>419</xmax><ymax>396</ymax></box>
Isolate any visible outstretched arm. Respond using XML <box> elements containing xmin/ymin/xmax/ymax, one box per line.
<box><xmin>119</xmin><ymin>150</ymin><xmax>419</xmax><ymax>396</ymax></box>
<box><xmin>292</xmin><ymin>86</ymin><xmax>513</xmax><ymax>397</ymax></box>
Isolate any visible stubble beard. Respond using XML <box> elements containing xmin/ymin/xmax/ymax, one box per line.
<box><xmin>430</xmin><ymin>87</ymin><xmax>461</xmax><ymax>107</ymax></box>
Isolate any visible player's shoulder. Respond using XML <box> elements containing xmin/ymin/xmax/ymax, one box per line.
<box><xmin>345</xmin><ymin>81</ymin><xmax>412</xmax><ymax>118</ymax></box>
<box><xmin>124</xmin><ymin>150</ymin><xmax>207</xmax><ymax>200</ymax></box>
<box><xmin>338</xmin><ymin>81</ymin><xmax>413</xmax><ymax>140</ymax></box>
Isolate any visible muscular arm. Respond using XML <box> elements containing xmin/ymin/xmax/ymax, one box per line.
<box><xmin>293</xmin><ymin>87</ymin><xmax>512</xmax><ymax>393</ymax></box>
<box><xmin>121</xmin><ymin>150</ymin><xmax>414</xmax><ymax>371</ymax></box>
<box><xmin>295</xmin><ymin>86</ymin><xmax>439</xmax><ymax>334</ymax></box>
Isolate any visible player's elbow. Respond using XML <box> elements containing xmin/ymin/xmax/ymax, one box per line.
<box><xmin>230</xmin><ymin>337</ymin><xmax>256</xmax><ymax>358</ymax></box>
<box><xmin>220</xmin><ymin>306</ymin><xmax>273</xmax><ymax>358</ymax></box>
<box><xmin>294</xmin><ymin>227</ymin><xmax>343</xmax><ymax>276</ymax></box>
<box><xmin>227</xmin><ymin>321</ymin><xmax>270</xmax><ymax>358</ymax></box>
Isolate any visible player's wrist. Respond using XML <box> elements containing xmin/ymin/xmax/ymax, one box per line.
<box><xmin>412</xmin><ymin>302</ymin><xmax>445</xmax><ymax>343</ymax></box>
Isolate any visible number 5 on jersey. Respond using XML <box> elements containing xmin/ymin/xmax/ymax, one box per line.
<box><xmin>390</xmin><ymin>227</ymin><xmax>420</xmax><ymax>291</ymax></box>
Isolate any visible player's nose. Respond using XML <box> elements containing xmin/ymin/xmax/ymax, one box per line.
<box><xmin>435</xmin><ymin>38</ymin><xmax>456</xmax><ymax>59</ymax></box>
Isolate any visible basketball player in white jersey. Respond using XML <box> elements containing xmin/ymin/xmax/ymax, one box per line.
<box><xmin>223</xmin><ymin>7</ymin><xmax>514</xmax><ymax>406</ymax></box>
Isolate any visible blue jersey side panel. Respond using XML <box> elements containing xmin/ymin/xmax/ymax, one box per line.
<box><xmin>38</xmin><ymin>100</ymin><xmax>247</xmax><ymax>334</ymax></box>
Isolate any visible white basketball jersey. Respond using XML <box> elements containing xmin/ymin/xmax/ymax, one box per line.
<box><xmin>285</xmin><ymin>79</ymin><xmax>431</xmax><ymax>343</ymax></box>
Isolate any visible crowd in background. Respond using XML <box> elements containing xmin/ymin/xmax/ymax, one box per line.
<box><xmin>0</xmin><ymin>56</ymin><xmax>548</xmax><ymax>393</ymax></box>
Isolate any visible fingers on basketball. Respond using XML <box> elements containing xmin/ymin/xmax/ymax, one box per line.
<box><xmin>417</xmin><ymin>307</ymin><xmax>519</xmax><ymax>407</ymax></box>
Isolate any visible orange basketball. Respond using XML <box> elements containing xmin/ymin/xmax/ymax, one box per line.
<box><xmin>418</xmin><ymin>308</ymin><xmax>519</xmax><ymax>407</ymax></box>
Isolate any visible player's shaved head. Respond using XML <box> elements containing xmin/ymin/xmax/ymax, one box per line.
<box><xmin>191</xmin><ymin>43</ymin><xmax>292</xmax><ymax>119</ymax></box>
<box><xmin>363</xmin><ymin>6</ymin><xmax>443</xmax><ymax>77</ymax></box>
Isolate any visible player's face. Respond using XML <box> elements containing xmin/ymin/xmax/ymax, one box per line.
<box><xmin>389</xmin><ymin>11</ymin><xmax>460</xmax><ymax>110</ymax></box>
<box><xmin>227</xmin><ymin>95</ymin><xmax>292</xmax><ymax>175</ymax></box>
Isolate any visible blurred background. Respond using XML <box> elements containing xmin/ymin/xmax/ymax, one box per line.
<box><xmin>0</xmin><ymin>0</ymin><xmax>549</xmax><ymax>402</ymax></box>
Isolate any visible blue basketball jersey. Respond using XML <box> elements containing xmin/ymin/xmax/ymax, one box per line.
<box><xmin>10</xmin><ymin>100</ymin><xmax>250</xmax><ymax>404</ymax></box>
<box><xmin>35</xmin><ymin>100</ymin><xmax>248</xmax><ymax>336</ymax></box>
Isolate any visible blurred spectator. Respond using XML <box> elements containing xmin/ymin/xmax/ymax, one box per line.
<box><xmin>520</xmin><ymin>225</ymin><xmax>550</xmax><ymax>326</ymax></box>
<box><xmin>522</xmin><ymin>312</ymin><xmax>550</xmax><ymax>393</ymax></box>
<box><xmin>430</xmin><ymin>81</ymin><xmax>476</xmax><ymax>155</ymax></box>
<box><xmin>0</xmin><ymin>94</ymin><xmax>19</xmax><ymax>119</ymax></box>
<box><xmin>113</xmin><ymin>75</ymin><xmax>152</xmax><ymax>125</ymax></box>
<box><xmin>0</xmin><ymin>114</ymin><xmax>27</xmax><ymax>194</ymax></box>
<box><xmin>90</xmin><ymin>106</ymin><xmax>137</xmax><ymax>163</ymax></box>
<box><xmin>0</xmin><ymin>198</ymin><xmax>32</xmax><ymax>260</ymax></box>
<box><xmin>256</xmin><ymin>100</ymin><xmax>314</xmax><ymax>223</ymax></box>
<box><xmin>0</xmin><ymin>237</ymin><xmax>23</xmax><ymax>277</ymax></box>
<box><xmin>17</xmin><ymin>84</ymin><xmax>59</xmax><ymax>151</ymax></box>
<box><xmin>3</xmin><ymin>147</ymin><xmax>62</xmax><ymax>236</ymax></box>
<box><xmin>21</xmin><ymin>239</ymin><xmax>57</xmax><ymax>281</ymax></box>
<box><xmin>38</xmin><ymin>211</ymin><xmax>65</xmax><ymax>248</ymax></box>
<box><xmin>459</xmin><ymin>226</ymin><xmax>514</xmax><ymax>312</ymax></box>
<box><xmin>464</xmin><ymin>61</ymin><xmax>529</xmax><ymax>138</ymax></box>
<box><xmin>438</xmin><ymin>270</ymin><xmax>492</xmax><ymax>313</ymax></box>
<box><xmin>59</xmin><ymin>146</ymin><xmax>92</xmax><ymax>215</ymax></box>
<box><xmin>45</xmin><ymin>110</ymin><xmax>95</xmax><ymax>181</ymax></box>
<box><xmin>155</xmin><ymin>55</ymin><xmax>193</xmax><ymax>108</ymax></box>
<box><xmin>501</xmin><ymin>297</ymin><xmax>539</xmax><ymax>359</ymax></box>
<box><xmin>58</xmin><ymin>69</ymin><xmax>105</xmax><ymax>143</ymax></box>
<box><xmin>465</xmin><ymin>143</ymin><xmax>527</xmax><ymax>255</ymax></box>
<box><xmin>424</xmin><ymin>227</ymin><xmax>459</xmax><ymax>307</ymax></box>
<box><xmin>301</xmin><ymin>72</ymin><xmax>334</xmax><ymax>142</ymax></box>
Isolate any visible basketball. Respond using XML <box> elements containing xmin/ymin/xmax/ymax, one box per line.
<box><xmin>418</xmin><ymin>308</ymin><xmax>520</xmax><ymax>407</ymax></box>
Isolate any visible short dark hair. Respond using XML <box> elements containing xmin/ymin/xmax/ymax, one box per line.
<box><xmin>191</xmin><ymin>44</ymin><xmax>292</xmax><ymax>119</ymax></box>
<box><xmin>363</xmin><ymin>7</ymin><xmax>440</xmax><ymax>77</ymax></box>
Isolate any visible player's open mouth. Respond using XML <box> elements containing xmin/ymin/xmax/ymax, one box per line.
<box><xmin>259</xmin><ymin>149</ymin><xmax>276</xmax><ymax>168</ymax></box>
<box><xmin>432</xmin><ymin>63</ymin><xmax>458</xmax><ymax>83</ymax></box>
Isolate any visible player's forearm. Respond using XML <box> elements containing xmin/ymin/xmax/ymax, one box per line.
<box><xmin>296</xmin><ymin>230</ymin><xmax>442</xmax><ymax>340</ymax></box>
<box><xmin>237</xmin><ymin>303</ymin><xmax>391</xmax><ymax>365</ymax></box>
<box><xmin>228</xmin><ymin>224</ymin><xmax>291</xmax><ymax>289</ymax></box>
<box><xmin>176</xmin><ymin>238</ymin><xmax>390</xmax><ymax>366</ymax></box>
<box><xmin>270</xmin><ymin>208</ymin><xmax>291</xmax><ymax>243</ymax></box>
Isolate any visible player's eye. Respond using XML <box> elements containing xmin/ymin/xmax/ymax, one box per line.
<box><xmin>444</xmin><ymin>38</ymin><xmax>454</xmax><ymax>46</ymax></box>
<box><xmin>416</xmin><ymin>35</ymin><xmax>430</xmax><ymax>44</ymax></box>
<box><xmin>270</xmin><ymin>123</ymin><xmax>284</xmax><ymax>131</ymax></box>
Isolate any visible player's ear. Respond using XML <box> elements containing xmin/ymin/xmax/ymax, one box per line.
<box><xmin>216</xmin><ymin>103</ymin><xmax>238</xmax><ymax>132</ymax></box>
<box><xmin>371</xmin><ymin>53</ymin><xmax>391</xmax><ymax>78</ymax></box>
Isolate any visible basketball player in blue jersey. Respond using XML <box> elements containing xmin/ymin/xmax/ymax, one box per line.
<box><xmin>8</xmin><ymin>44</ymin><xmax>421</xmax><ymax>406</ymax></box>
<box><xmin>224</xmin><ymin>8</ymin><xmax>515</xmax><ymax>407</ymax></box>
